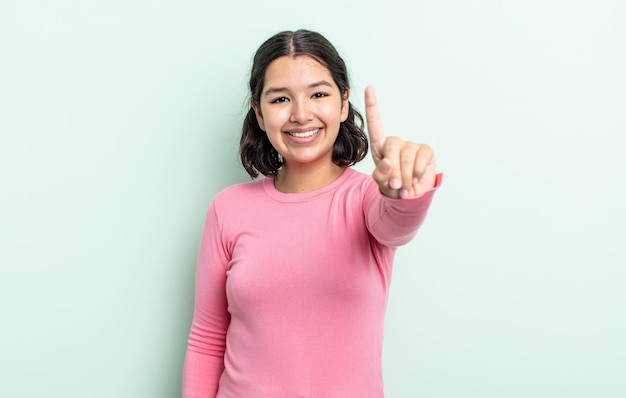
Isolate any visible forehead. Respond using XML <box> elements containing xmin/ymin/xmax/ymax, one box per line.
<box><xmin>263</xmin><ymin>55</ymin><xmax>336</xmax><ymax>89</ymax></box>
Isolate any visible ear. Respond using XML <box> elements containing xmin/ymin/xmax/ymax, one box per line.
<box><xmin>340</xmin><ymin>88</ymin><xmax>350</xmax><ymax>122</ymax></box>
<box><xmin>251</xmin><ymin>99</ymin><xmax>266</xmax><ymax>131</ymax></box>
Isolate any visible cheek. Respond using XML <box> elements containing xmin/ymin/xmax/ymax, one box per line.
<box><xmin>321</xmin><ymin>106</ymin><xmax>345</xmax><ymax>126</ymax></box>
<box><xmin>263</xmin><ymin>109</ymin><xmax>290</xmax><ymax>131</ymax></box>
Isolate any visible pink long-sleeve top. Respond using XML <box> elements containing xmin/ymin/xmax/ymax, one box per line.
<box><xmin>183</xmin><ymin>167</ymin><xmax>442</xmax><ymax>398</ymax></box>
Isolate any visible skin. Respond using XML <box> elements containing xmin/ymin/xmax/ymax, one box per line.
<box><xmin>253</xmin><ymin>55</ymin><xmax>348</xmax><ymax>193</ymax></box>
<box><xmin>254</xmin><ymin>55</ymin><xmax>437</xmax><ymax>197</ymax></box>
<box><xmin>365</xmin><ymin>85</ymin><xmax>437</xmax><ymax>198</ymax></box>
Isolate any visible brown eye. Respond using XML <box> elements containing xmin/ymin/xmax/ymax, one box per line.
<box><xmin>271</xmin><ymin>97</ymin><xmax>289</xmax><ymax>103</ymax></box>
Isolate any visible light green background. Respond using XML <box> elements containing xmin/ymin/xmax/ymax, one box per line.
<box><xmin>1</xmin><ymin>1</ymin><xmax>624</xmax><ymax>397</ymax></box>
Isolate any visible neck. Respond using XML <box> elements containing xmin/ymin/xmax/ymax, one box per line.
<box><xmin>274</xmin><ymin>162</ymin><xmax>345</xmax><ymax>193</ymax></box>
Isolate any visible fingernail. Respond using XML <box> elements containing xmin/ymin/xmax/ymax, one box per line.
<box><xmin>390</xmin><ymin>178</ymin><xmax>401</xmax><ymax>189</ymax></box>
<box><xmin>400</xmin><ymin>189</ymin><xmax>409</xmax><ymax>199</ymax></box>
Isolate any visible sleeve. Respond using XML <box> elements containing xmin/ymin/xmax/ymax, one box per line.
<box><xmin>182</xmin><ymin>200</ymin><xmax>231</xmax><ymax>398</ymax></box>
<box><xmin>365</xmin><ymin>173</ymin><xmax>443</xmax><ymax>247</ymax></box>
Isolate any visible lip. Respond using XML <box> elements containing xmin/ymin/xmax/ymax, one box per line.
<box><xmin>284</xmin><ymin>128</ymin><xmax>321</xmax><ymax>139</ymax></box>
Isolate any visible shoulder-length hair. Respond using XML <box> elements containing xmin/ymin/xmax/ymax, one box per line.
<box><xmin>240</xmin><ymin>29</ymin><xmax>368</xmax><ymax>178</ymax></box>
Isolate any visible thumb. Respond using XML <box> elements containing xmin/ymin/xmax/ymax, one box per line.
<box><xmin>372</xmin><ymin>158</ymin><xmax>399</xmax><ymax>197</ymax></box>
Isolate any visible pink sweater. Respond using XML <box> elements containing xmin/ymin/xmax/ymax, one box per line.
<box><xmin>183</xmin><ymin>168</ymin><xmax>441</xmax><ymax>398</ymax></box>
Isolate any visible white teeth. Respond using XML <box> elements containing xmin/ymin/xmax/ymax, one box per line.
<box><xmin>289</xmin><ymin>129</ymin><xmax>319</xmax><ymax>138</ymax></box>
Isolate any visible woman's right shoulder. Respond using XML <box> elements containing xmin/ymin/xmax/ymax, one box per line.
<box><xmin>210</xmin><ymin>178</ymin><xmax>266</xmax><ymax>209</ymax></box>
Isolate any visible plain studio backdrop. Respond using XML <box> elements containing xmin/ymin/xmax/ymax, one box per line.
<box><xmin>1</xmin><ymin>1</ymin><xmax>624</xmax><ymax>397</ymax></box>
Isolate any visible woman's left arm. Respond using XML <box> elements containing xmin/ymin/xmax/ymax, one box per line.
<box><xmin>363</xmin><ymin>85</ymin><xmax>442</xmax><ymax>246</ymax></box>
<box><xmin>364</xmin><ymin>173</ymin><xmax>442</xmax><ymax>247</ymax></box>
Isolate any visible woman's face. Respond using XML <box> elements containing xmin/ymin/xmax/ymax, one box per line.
<box><xmin>253</xmin><ymin>55</ymin><xmax>349</xmax><ymax>170</ymax></box>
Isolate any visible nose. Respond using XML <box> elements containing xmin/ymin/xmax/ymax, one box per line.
<box><xmin>289</xmin><ymin>99</ymin><xmax>313</xmax><ymax>124</ymax></box>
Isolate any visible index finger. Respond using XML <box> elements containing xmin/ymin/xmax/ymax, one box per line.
<box><xmin>364</xmin><ymin>85</ymin><xmax>386</xmax><ymax>145</ymax></box>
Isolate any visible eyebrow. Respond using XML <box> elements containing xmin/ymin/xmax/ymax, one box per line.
<box><xmin>263</xmin><ymin>80</ymin><xmax>334</xmax><ymax>97</ymax></box>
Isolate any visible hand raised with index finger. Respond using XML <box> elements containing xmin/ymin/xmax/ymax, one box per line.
<box><xmin>365</xmin><ymin>85</ymin><xmax>437</xmax><ymax>199</ymax></box>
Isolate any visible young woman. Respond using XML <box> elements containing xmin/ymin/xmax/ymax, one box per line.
<box><xmin>183</xmin><ymin>29</ymin><xmax>442</xmax><ymax>398</ymax></box>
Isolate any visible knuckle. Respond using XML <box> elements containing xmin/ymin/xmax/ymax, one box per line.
<box><xmin>400</xmin><ymin>157</ymin><xmax>413</xmax><ymax>168</ymax></box>
<box><xmin>419</xmin><ymin>144</ymin><xmax>433</xmax><ymax>155</ymax></box>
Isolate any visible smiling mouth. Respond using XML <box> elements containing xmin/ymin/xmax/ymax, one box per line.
<box><xmin>287</xmin><ymin>129</ymin><xmax>320</xmax><ymax>138</ymax></box>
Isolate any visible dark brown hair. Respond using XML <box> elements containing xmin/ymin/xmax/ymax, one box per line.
<box><xmin>240</xmin><ymin>29</ymin><xmax>368</xmax><ymax>178</ymax></box>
